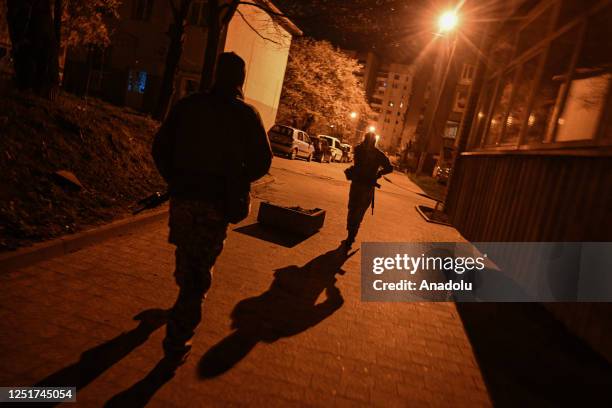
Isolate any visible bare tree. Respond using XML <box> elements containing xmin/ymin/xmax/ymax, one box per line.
<box><xmin>6</xmin><ymin>0</ymin><xmax>59</xmax><ymax>97</ymax></box>
<box><xmin>154</xmin><ymin>0</ymin><xmax>193</xmax><ymax>120</ymax></box>
<box><xmin>5</xmin><ymin>0</ymin><xmax>119</xmax><ymax>98</ymax></box>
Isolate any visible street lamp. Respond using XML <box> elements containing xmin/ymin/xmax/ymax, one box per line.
<box><xmin>438</xmin><ymin>10</ymin><xmax>459</xmax><ymax>33</ymax></box>
<box><xmin>368</xmin><ymin>125</ymin><xmax>376</xmax><ymax>133</ymax></box>
<box><xmin>350</xmin><ymin>111</ymin><xmax>358</xmax><ymax>119</ymax></box>
<box><xmin>417</xmin><ymin>9</ymin><xmax>461</xmax><ymax>174</ymax></box>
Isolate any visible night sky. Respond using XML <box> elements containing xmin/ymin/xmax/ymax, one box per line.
<box><xmin>272</xmin><ymin>0</ymin><xmax>437</xmax><ymax>62</ymax></box>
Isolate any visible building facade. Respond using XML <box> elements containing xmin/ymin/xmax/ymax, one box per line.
<box><xmin>62</xmin><ymin>0</ymin><xmax>300</xmax><ymax>130</ymax></box>
<box><xmin>370</xmin><ymin>62</ymin><xmax>415</xmax><ymax>152</ymax></box>
<box><xmin>446</xmin><ymin>0</ymin><xmax>612</xmax><ymax>362</ymax></box>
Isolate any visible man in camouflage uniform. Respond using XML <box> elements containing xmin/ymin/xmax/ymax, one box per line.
<box><xmin>152</xmin><ymin>52</ymin><xmax>272</xmax><ymax>362</ymax></box>
<box><xmin>344</xmin><ymin>132</ymin><xmax>393</xmax><ymax>249</ymax></box>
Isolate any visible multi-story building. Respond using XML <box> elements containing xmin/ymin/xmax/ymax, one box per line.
<box><xmin>354</xmin><ymin>51</ymin><xmax>380</xmax><ymax>104</ymax></box>
<box><xmin>393</xmin><ymin>40</ymin><xmax>477</xmax><ymax>174</ymax></box>
<box><xmin>62</xmin><ymin>0</ymin><xmax>301</xmax><ymax>130</ymax></box>
<box><xmin>346</xmin><ymin>51</ymin><xmax>415</xmax><ymax>151</ymax></box>
<box><xmin>370</xmin><ymin>62</ymin><xmax>414</xmax><ymax>152</ymax></box>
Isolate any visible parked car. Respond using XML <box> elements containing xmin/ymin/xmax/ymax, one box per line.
<box><xmin>311</xmin><ymin>136</ymin><xmax>332</xmax><ymax>163</ymax></box>
<box><xmin>340</xmin><ymin>143</ymin><xmax>353</xmax><ymax>163</ymax></box>
<box><xmin>318</xmin><ymin>135</ymin><xmax>343</xmax><ymax>162</ymax></box>
<box><xmin>433</xmin><ymin>163</ymin><xmax>452</xmax><ymax>184</ymax></box>
<box><xmin>268</xmin><ymin>125</ymin><xmax>314</xmax><ymax>161</ymax></box>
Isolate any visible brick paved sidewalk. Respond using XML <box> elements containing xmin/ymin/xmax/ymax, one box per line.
<box><xmin>0</xmin><ymin>168</ymin><xmax>491</xmax><ymax>407</ymax></box>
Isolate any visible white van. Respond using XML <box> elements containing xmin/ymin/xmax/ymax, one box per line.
<box><xmin>318</xmin><ymin>135</ymin><xmax>343</xmax><ymax>162</ymax></box>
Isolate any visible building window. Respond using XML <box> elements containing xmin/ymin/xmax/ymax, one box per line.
<box><xmin>453</xmin><ymin>85</ymin><xmax>470</xmax><ymax>114</ymax></box>
<box><xmin>473</xmin><ymin>0</ymin><xmax>612</xmax><ymax>150</ymax></box>
<box><xmin>394</xmin><ymin>74</ymin><xmax>400</xmax><ymax>80</ymax></box>
<box><xmin>503</xmin><ymin>54</ymin><xmax>542</xmax><ymax>143</ymax></box>
<box><xmin>132</xmin><ymin>0</ymin><xmax>154</xmax><ymax>21</ymax></box>
<box><xmin>486</xmin><ymin>69</ymin><xmax>516</xmax><ymax>145</ymax></box>
<box><xmin>516</xmin><ymin>4</ymin><xmax>554</xmax><ymax>57</ymax></box>
<box><xmin>526</xmin><ymin>26</ymin><xmax>581</xmax><ymax>143</ymax></box>
<box><xmin>127</xmin><ymin>70</ymin><xmax>147</xmax><ymax>93</ymax></box>
<box><xmin>188</xmin><ymin>0</ymin><xmax>208</xmax><ymax>26</ymax></box>
<box><xmin>460</xmin><ymin>64</ymin><xmax>475</xmax><ymax>82</ymax></box>
<box><xmin>444</xmin><ymin>122</ymin><xmax>459</xmax><ymax>139</ymax></box>
<box><xmin>555</xmin><ymin>8</ymin><xmax>612</xmax><ymax>141</ymax></box>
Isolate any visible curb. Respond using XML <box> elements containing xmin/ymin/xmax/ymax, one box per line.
<box><xmin>0</xmin><ymin>174</ymin><xmax>276</xmax><ymax>273</ymax></box>
<box><xmin>0</xmin><ymin>207</ymin><xmax>169</xmax><ymax>273</ymax></box>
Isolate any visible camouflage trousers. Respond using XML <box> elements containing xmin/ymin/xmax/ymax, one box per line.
<box><xmin>346</xmin><ymin>182</ymin><xmax>374</xmax><ymax>241</ymax></box>
<box><xmin>164</xmin><ymin>197</ymin><xmax>228</xmax><ymax>354</ymax></box>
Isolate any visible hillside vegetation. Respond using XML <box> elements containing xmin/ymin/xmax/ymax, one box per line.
<box><xmin>0</xmin><ymin>91</ymin><xmax>165</xmax><ymax>251</ymax></box>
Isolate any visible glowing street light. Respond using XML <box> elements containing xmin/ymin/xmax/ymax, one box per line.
<box><xmin>350</xmin><ymin>111</ymin><xmax>357</xmax><ymax>119</ymax></box>
<box><xmin>438</xmin><ymin>10</ymin><xmax>459</xmax><ymax>33</ymax></box>
<box><xmin>368</xmin><ymin>125</ymin><xmax>376</xmax><ymax>133</ymax></box>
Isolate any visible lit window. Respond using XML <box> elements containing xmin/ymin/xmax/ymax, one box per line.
<box><xmin>128</xmin><ymin>70</ymin><xmax>147</xmax><ymax>94</ymax></box>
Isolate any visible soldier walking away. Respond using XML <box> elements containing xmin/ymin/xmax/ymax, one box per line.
<box><xmin>152</xmin><ymin>52</ymin><xmax>272</xmax><ymax>364</ymax></box>
<box><xmin>343</xmin><ymin>132</ymin><xmax>393</xmax><ymax>250</ymax></box>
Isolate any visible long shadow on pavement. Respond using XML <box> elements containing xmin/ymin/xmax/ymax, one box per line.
<box><xmin>31</xmin><ymin>308</ymin><xmax>168</xmax><ymax>407</ymax></box>
<box><xmin>103</xmin><ymin>357</ymin><xmax>179</xmax><ymax>407</ymax></box>
<box><xmin>457</xmin><ymin>303</ymin><xmax>612</xmax><ymax>407</ymax></box>
<box><xmin>198</xmin><ymin>245</ymin><xmax>355</xmax><ymax>378</ymax></box>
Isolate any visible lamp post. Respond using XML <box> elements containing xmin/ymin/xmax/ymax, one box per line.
<box><xmin>416</xmin><ymin>9</ymin><xmax>460</xmax><ymax>175</ymax></box>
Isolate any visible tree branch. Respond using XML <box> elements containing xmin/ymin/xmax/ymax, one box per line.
<box><xmin>238</xmin><ymin>1</ymin><xmax>287</xmax><ymax>17</ymax></box>
<box><xmin>236</xmin><ymin>8</ymin><xmax>281</xmax><ymax>45</ymax></box>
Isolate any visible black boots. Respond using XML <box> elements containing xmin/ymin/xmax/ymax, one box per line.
<box><xmin>342</xmin><ymin>230</ymin><xmax>357</xmax><ymax>252</ymax></box>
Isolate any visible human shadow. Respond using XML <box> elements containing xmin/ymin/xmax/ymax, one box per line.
<box><xmin>198</xmin><ymin>245</ymin><xmax>355</xmax><ymax>378</ymax></box>
<box><xmin>103</xmin><ymin>357</ymin><xmax>179</xmax><ymax>407</ymax></box>
<box><xmin>33</xmin><ymin>308</ymin><xmax>168</xmax><ymax>407</ymax></box>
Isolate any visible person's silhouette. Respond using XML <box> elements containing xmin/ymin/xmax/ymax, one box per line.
<box><xmin>198</xmin><ymin>246</ymin><xmax>355</xmax><ymax>378</ymax></box>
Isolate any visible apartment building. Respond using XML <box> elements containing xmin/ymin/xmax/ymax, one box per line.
<box><xmin>370</xmin><ymin>63</ymin><xmax>415</xmax><ymax>152</ymax></box>
<box><xmin>62</xmin><ymin>0</ymin><xmax>301</xmax><ymax>130</ymax></box>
